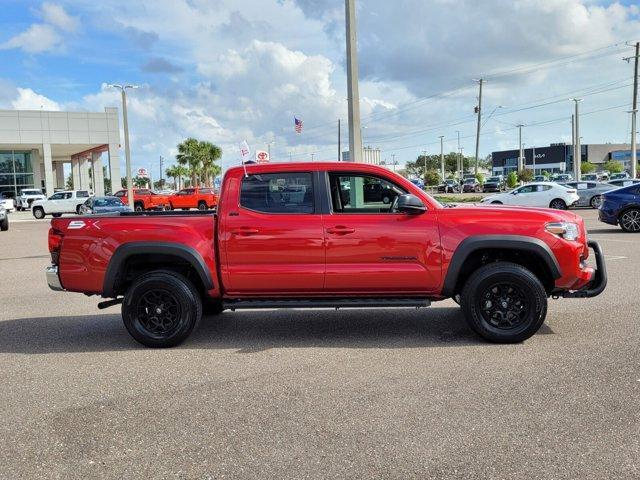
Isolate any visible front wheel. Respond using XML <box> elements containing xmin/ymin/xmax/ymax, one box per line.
<box><xmin>122</xmin><ymin>271</ymin><xmax>202</xmax><ymax>348</ymax></box>
<box><xmin>33</xmin><ymin>207</ymin><xmax>45</xmax><ymax>219</ymax></box>
<box><xmin>460</xmin><ymin>262</ymin><xmax>547</xmax><ymax>343</ymax></box>
<box><xmin>619</xmin><ymin>208</ymin><xmax>640</xmax><ymax>233</ymax></box>
<box><xmin>197</xmin><ymin>201</ymin><xmax>207</xmax><ymax>210</ymax></box>
<box><xmin>549</xmin><ymin>198</ymin><xmax>567</xmax><ymax>210</ymax></box>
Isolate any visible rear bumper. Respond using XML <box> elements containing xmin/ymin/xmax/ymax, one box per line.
<box><xmin>45</xmin><ymin>265</ymin><xmax>64</xmax><ymax>291</ymax></box>
<box><xmin>598</xmin><ymin>208</ymin><xmax>618</xmax><ymax>226</ymax></box>
<box><xmin>560</xmin><ymin>241</ymin><xmax>607</xmax><ymax>298</ymax></box>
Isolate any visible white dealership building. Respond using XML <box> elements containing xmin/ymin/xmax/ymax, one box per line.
<box><xmin>0</xmin><ymin>108</ymin><xmax>121</xmax><ymax>197</ymax></box>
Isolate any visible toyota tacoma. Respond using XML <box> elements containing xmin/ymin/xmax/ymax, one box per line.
<box><xmin>46</xmin><ymin>162</ymin><xmax>606</xmax><ymax>347</ymax></box>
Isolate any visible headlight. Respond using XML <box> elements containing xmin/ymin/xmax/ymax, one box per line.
<box><xmin>546</xmin><ymin>222</ymin><xmax>580</xmax><ymax>241</ymax></box>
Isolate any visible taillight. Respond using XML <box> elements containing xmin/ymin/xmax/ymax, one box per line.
<box><xmin>48</xmin><ymin>227</ymin><xmax>63</xmax><ymax>265</ymax></box>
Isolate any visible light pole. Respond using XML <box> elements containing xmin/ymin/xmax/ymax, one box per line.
<box><xmin>345</xmin><ymin>0</ymin><xmax>363</xmax><ymax>163</ymax></box>
<box><xmin>108</xmin><ymin>84</ymin><xmax>138</xmax><ymax>209</ymax></box>
<box><xmin>438</xmin><ymin>136</ymin><xmax>445</xmax><ymax>182</ymax></box>
<box><xmin>456</xmin><ymin>130</ymin><xmax>461</xmax><ymax>178</ymax></box>
<box><xmin>517</xmin><ymin>124</ymin><xmax>524</xmax><ymax>172</ymax></box>
<box><xmin>570</xmin><ymin>98</ymin><xmax>583</xmax><ymax>180</ymax></box>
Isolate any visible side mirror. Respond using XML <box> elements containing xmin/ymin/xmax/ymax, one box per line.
<box><xmin>396</xmin><ymin>194</ymin><xmax>426</xmax><ymax>214</ymax></box>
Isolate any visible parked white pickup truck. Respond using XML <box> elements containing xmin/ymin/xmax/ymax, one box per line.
<box><xmin>14</xmin><ymin>188</ymin><xmax>46</xmax><ymax>211</ymax></box>
<box><xmin>32</xmin><ymin>190</ymin><xmax>92</xmax><ymax>219</ymax></box>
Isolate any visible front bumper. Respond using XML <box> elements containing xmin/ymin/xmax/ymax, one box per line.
<box><xmin>46</xmin><ymin>266</ymin><xmax>64</xmax><ymax>291</ymax></box>
<box><xmin>560</xmin><ymin>241</ymin><xmax>607</xmax><ymax>298</ymax></box>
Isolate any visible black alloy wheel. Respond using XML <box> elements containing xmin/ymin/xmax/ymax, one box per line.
<box><xmin>619</xmin><ymin>208</ymin><xmax>640</xmax><ymax>233</ymax></box>
<box><xmin>461</xmin><ymin>262</ymin><xmax>547</xmax><ymax>343</ymax></box>
<box><xmin>549</xmin><ymin>199</ymin><xmax>567</xmax><ymax>210</ymax></box>
<box><xmin>122</xmin><ymin>271</ymin><xmax>202</xmax><ymax>347</ymax></box>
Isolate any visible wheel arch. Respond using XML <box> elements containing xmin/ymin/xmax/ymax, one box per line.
<box><xmin>102</xmin><ymin>242</ymin><xmax>215</xmax><ymax>298</ymax></box>
<box><xmin>442</xmin><ymin>235</ymin><xmax>562</xmax><ymax>298</ymax></box>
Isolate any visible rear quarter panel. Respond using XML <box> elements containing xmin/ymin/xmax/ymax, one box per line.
<box><xmin>53</xmin><ymin>215</ymin><xmax>219</xmax><ymax>296</ymax></box>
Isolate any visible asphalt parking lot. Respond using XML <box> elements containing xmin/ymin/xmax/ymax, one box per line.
<box><xmin>0</xmin><ymin>209</ymin><xmax>638</xmax><ymax>479</ymax></box>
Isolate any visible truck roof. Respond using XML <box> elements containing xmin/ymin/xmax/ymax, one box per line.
<box><xmin>227</xmin><ymin>161</ymin><xmax>399</xmax><ymax>176</ymax></box>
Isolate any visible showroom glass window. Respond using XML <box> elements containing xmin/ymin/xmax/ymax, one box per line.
<box><xmin>0</xmin><ymin>150</ymin><xmax>35</xmax><ymax>197</ymax></box>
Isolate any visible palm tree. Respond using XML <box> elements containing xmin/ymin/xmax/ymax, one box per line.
<box><xmin>199</xmin><ymin>141</ymin><xmax>222</xmax><ymax>187</ymax></box>
<box><xmin>175</xmin><ymin>165</ymin><xmax>189</xmax><ymax>190</ymax></box>
<box><xmin>165</xmin><ymin>165</ymin><xmax>179</xmax><ymax>190</ymax></box>
<box><xmin>176</xmin><ymin>138</ymin><xmax>202</xmax><ymax>187</ymax></box>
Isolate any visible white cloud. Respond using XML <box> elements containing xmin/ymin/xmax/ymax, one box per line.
<box><xmin>11</xmin><ymin>88</ymin><xmax>61</xmax><ymax>110</ymax></box>
<box><xmin>0</xmin><ymin>24</ymin><xmax>62</xmax><ymax>54</ymax></box>
<box><xmin>41</xmin><ymin>3</ymin><xmax>79</xmax><ymax>32</ymax></box>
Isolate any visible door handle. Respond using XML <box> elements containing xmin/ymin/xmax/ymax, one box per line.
<box><xmin>327</xmin><ymin>226</ymin><xmax>355</xmax><ymax>235</ymax></box>
<box><xmin>231</xmin><ymin>227</ymin><xmax>259</xmax><ymax>236</ymax></box>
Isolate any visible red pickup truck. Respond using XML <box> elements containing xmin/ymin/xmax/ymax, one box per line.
<box><xmin>113</xmin><ymin>189</ymin><xmax>171</xmax><ymax>212</ymax></box>
<box><xmin>169</xmin><ymin>187</ymin><xmax>218</xmax><ymax>210</ymax></box>
<box><xmin>46</xmin><ymin>162</ymin><xmax>606</xmax><ymax>347</ymax></box>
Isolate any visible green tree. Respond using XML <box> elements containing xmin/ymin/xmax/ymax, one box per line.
<box><xmin>121</xmin><ymin>177</ymin><xmax>127</xmax><ymax>188</ymax></box>
<box><xmin>199</xmin><ymin>141</ymin><xmax>222</xmax><ymax>187</ymax></box>
<box><xmin>66</xmin><ymin>173</ymin><xmax>74</xmax><ymax>190</ymax></box>
<box><xmin>424</xmin><ymin>170</ymin><xmax>440</xmax><ymax>186</ymax></box>
<box><xmin>507</xmin><ymin>171</ymin><xmax>518</xmax><ymax>188</ymax></box>
<box><xmin>603</xmin><ymin>160</ymin><xmax>624</xmax><ymax>174</ymax></box>
<box><xmin>133</xmin><ymin>176</ymin><xmax>148</xmax><ymax>188</ymax></box>
<box><xmin>518</xmin><ymin>169</ymin><xmax>533</xmax><ymax>183</ymax></box>
<box><xmin>475</xmin><ymin>172</ymin><xmax>485</xmax><ymax>184</ymax></box>
<box><xmin>581</xmin><ymin>162</ymin><xmax>595</xmax><ymax>174</ymax></box>
<box><xmin>176</xmin><ymin>138</ymin><xmax>202</xmax><ymax>186</ymax></box>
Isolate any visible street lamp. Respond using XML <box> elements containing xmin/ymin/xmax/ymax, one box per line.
<box><xmin>108</xmin><ymin>84</ymin><xmax>138</xmax><ymax>210</ymax></box>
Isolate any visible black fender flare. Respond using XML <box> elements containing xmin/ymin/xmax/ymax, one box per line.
<box><xmin>102</xmin><ymin>242</ymin><xmax>214</xmax><ymax>298</ymax></box>
<box><xmin>441</xmin><ymin>235</ymin><xmax>562</xmax><ymax>297</ymax></box>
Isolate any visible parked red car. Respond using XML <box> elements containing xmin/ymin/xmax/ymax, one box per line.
<box><xmin>169</xmin><ymin>188</ymin><xmax>218</xmax><ymax>210</ymax></box>
<box><xmin>113</xmin><ymin>189</ymin><xmax>171</xmax><ymax>212</ymax></box>
<box><xmin>47</xmin><ymin>162</ymin><xmax>606</xmax><ymax>347</ymax></box>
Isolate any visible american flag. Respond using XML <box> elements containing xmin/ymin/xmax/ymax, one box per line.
<box><xmin>294</xmin><ymin>117</ymin><xmax>303</xmax><ymax>134</ymax></box>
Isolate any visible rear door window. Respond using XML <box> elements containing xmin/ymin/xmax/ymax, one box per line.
<box><xmin>240</xmin><ymin>172</ymin><xmax>314</xmax><ymax>214</ymax></box>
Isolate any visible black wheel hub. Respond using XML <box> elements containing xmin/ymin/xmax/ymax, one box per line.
<box><xmin>137</xmin><ymin>289</ymin><xmax>181</xmax><ymax>335</ymax></box>
<box><xmin>479</xmin><ymin>282</ymin><xmax>529</xmax><ymax>330</ymax></box>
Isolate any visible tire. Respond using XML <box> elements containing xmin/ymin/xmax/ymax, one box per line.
<box><xmin>491</xmin><ymin>201</ymin><xmax>503</xmax><ymax>204</ymax></box>
<box><xmin>460</xmin><ymin>262</ymin><xmax>547</xmax><ymax>343</ymax></box>
<box><xmin>197</xmin><ymin>201</ymin><xmax>207</xmax><ymax>211</ymax></box>
<box><xmin>134</xmin><ymin>202</ymin><xmax>144</xmax><ymax>212</ymax></box>
<box><xmin>590</xmin><ymin>195</ymin><xmax>602</xmax><ymax>209</ymax></box>
<box><xmin>549</xmin><ymin>198</ymin><xmax>567</xmax><ymax>210</ymax></box>
<box><xmin>33</xmin><ymin>207</ymin><xmax>45</xmax><ymax>219</ymax></box>
<box><xmin>122</xmin><ymin>271</ymin><xmax>203</xmax><ymax>348</ymax></box>
<box><xmin>76</xmin><ymin>205</ymin><xmax>82</xmax><ymax>214</ymax></box>
<box><xmin>619</xmin><ymin>208</ymin><xmax>640</xmax><ymax>233</ymax></box>
<box><xmin>0</xmin><ymin>217</ymin><xmax>8</xmax><ymax>231</ymax></box>
<box><xmin>52</xmin><ymin>213</ymin><xmax>62</xmax><ymax>218</ymax></box>
<box><xmin>164</xmin><ymin>204</ymin><xmax>172</xmax><ymax>211</ymax></box>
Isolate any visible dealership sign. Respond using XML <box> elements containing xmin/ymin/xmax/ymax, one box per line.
<box><xmin>137</xmin><ymin>168</ymin><xmax>149</xmax><ymax>178</ymax></box>
<box><xmin>255</xmin><ymin>150</ymin><xmax>270</xmax><ymax>163</ymax></box>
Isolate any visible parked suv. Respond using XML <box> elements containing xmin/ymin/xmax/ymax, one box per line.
<box><xmin>0</xmin><ymin>191</ymin><xmax>15</xmax><ymax>212</ymax></box>
<box><xmin>482</xmin><ymin>176</ymin><xmax>505</xmax><ymax>192</ymax></box>
<box><xmin>15</xmin><ymin>188</ymin><xmax>46</xmax><ymax>211</ymax></box>
<box><xmin>437</xmin><ymin>179</ymin><xmax>460</xmax><ymax>193</ymax></box>
<box><xmin>462</xmin><ymin>178</ymin><xmax>482</xmax><ymax>193</ymax></box>
<box><xmin>31</xmin><ymin>190</ymin><xmax>91</xmax><ymax>219</ymax></box>
<box><xmin>599</xmin><ymin>183</ymin><xmax>640</xmax><ymax>232</ymax></box>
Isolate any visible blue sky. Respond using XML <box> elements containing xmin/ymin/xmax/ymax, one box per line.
<box><xmin>0</xmin><ymin>0</ymin><xmax>639</xmax><ymax>175</ymax></box>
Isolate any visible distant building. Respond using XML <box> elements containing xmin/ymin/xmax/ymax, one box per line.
<box><xmin>491</xmin><ymin>143</ymin><xmax>632</xmax><ymax>176</ymax></box>
<box><xmin>341</xmin><ymin>146</ymin><xmax>381</xmax><ymax>165</ymax></box>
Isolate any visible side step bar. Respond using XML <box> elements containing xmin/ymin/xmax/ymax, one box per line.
<box><xmin>223</xmin><ymin>297</ymin><xmax>431</xmax><ymax>311</ymax></box>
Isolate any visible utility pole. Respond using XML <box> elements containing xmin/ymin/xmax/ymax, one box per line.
<box><xmin>473</xmin><ymin>78</ymin><xmax>484</xmax><ymax>175</ymax></box>
<box><xmin>311</xmin><ymin>153</ymin><xmax>315</xmax><ymax>162</ymax></box>
<box><xmin>624</xmin><ymin>42</ymin><xmax>639</xmax><ymax>178</ymax></box>
<box><xmin>391</xmin><ymin>154</ymin><xmax>396</xmax><ymax>172</ymax></box>
<box><xmin>108</xmin><ymin>84</ymin><xmax>138</xmax><ymax>209</ymax></box>
<box><xmin>345</xmin><ymin>0</ymin><xmax>363</xmax><ymax>163</ymax></box>
<box><xmin>571</xmin><ymin>98</ymin><xmax>583</xmax><ymax>180</ymax></box>
<box><xmin>517</xmin><ymin>124</ymin><xmax>524</xmax><ymax>172</ymax></box>
<box><xmin>456</xmin><ymin>130</ymin><xmax>461</xmax><ymax>178</ymax></box>
<box><xmin>532</xmin><ymin>145</ymin><xmax>536</xmax><ymax>176</ymax></box>
<box><xmin>338</xmin><ymin>119</ymin><xmax>341</xmax><ymax>161</ymax></box>
<box><xmin>439</xmin><ymin>136</ymin><xmax>445</xmax><ymax>181</ymax></box>
<box><xmin>571</xmin><ymin>114</ymin><xmax>575</xmax><ymax>176</ymax></box>
<box><xmin>159</xmin><ymin>156</ymin><xmax>164</xmax><ymax>184</ymax></box>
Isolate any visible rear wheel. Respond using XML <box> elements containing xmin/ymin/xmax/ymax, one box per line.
<box><xmin>549</xmin><ymin>198</ymin><xmax>567</xmax><ymax>210</ymax></box>
<box><xmin>75</xmin><ymin>205</ymin><xmax>82</xmax><ymax>214</ymax></box>
<box><xmin>33</xmin><ymin>207</ymin><xmax>45</xmax><ymax>219</ymax></box>
<box><xmin>197</xmin><ymin>201</ymin><xmax>207</xmax><ymax>210</ymax></box>
<box><xmin>460</xmin><ymin>262</ymin><xmax>547</xmax><ymax>343</ymax></box>
<box><xmin>590</xmin><ymin>195</ymin><xmax>602</xmax><ymax>209</ymax></box>
<box><xmin>619</xmin><ymin>208</ymin><xmax>640</xmax><ymax>233</ymax></box>
<box><xmin>491</xmin><ymin>201</ymin><xmax>503</xmax><ymax>204</ymax></box>
<box><xmin>52</xmin><ymin>213</ymin><xmax>62</xmax><ymax>218</ymax></box>
<box><xmin>0</xmin><ymin>217</ymin><xmax>8</xmax><ymax>231</ymax></box>
<box><xmin>134</xmin><ymin>202</ymin><xmax>144</xmax><ymax>212</ymax></box>
<box><xmin>122</xmin><ymin>271</ymin><xmax>202</xmax><ymax>348</ymax></box>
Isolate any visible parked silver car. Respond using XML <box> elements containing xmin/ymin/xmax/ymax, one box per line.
<box><xmin>562</xmin><ymin>181</ymin><xmax>616</xmax><ymax>209</ymax></box>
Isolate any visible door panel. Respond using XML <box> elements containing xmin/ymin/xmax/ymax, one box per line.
<box><xmin>221</xmin><ymin>171</ymin><xmax>325</xmax><ymax>295</ymax></box>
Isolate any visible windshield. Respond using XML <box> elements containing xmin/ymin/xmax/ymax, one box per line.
<box><xmin>21</xmin><ymin>189</ymin><xmax>42</xmax><ymax>195</ymax></box>
<box><xmin>464</xmin><ymin>179</ymin><xmax>475</xmax><ymax>184</ymax></box>
<box><xmin>487</xmin><ymin>177</ymin><xmax>500</xmax><ymax>182</ymax></box>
